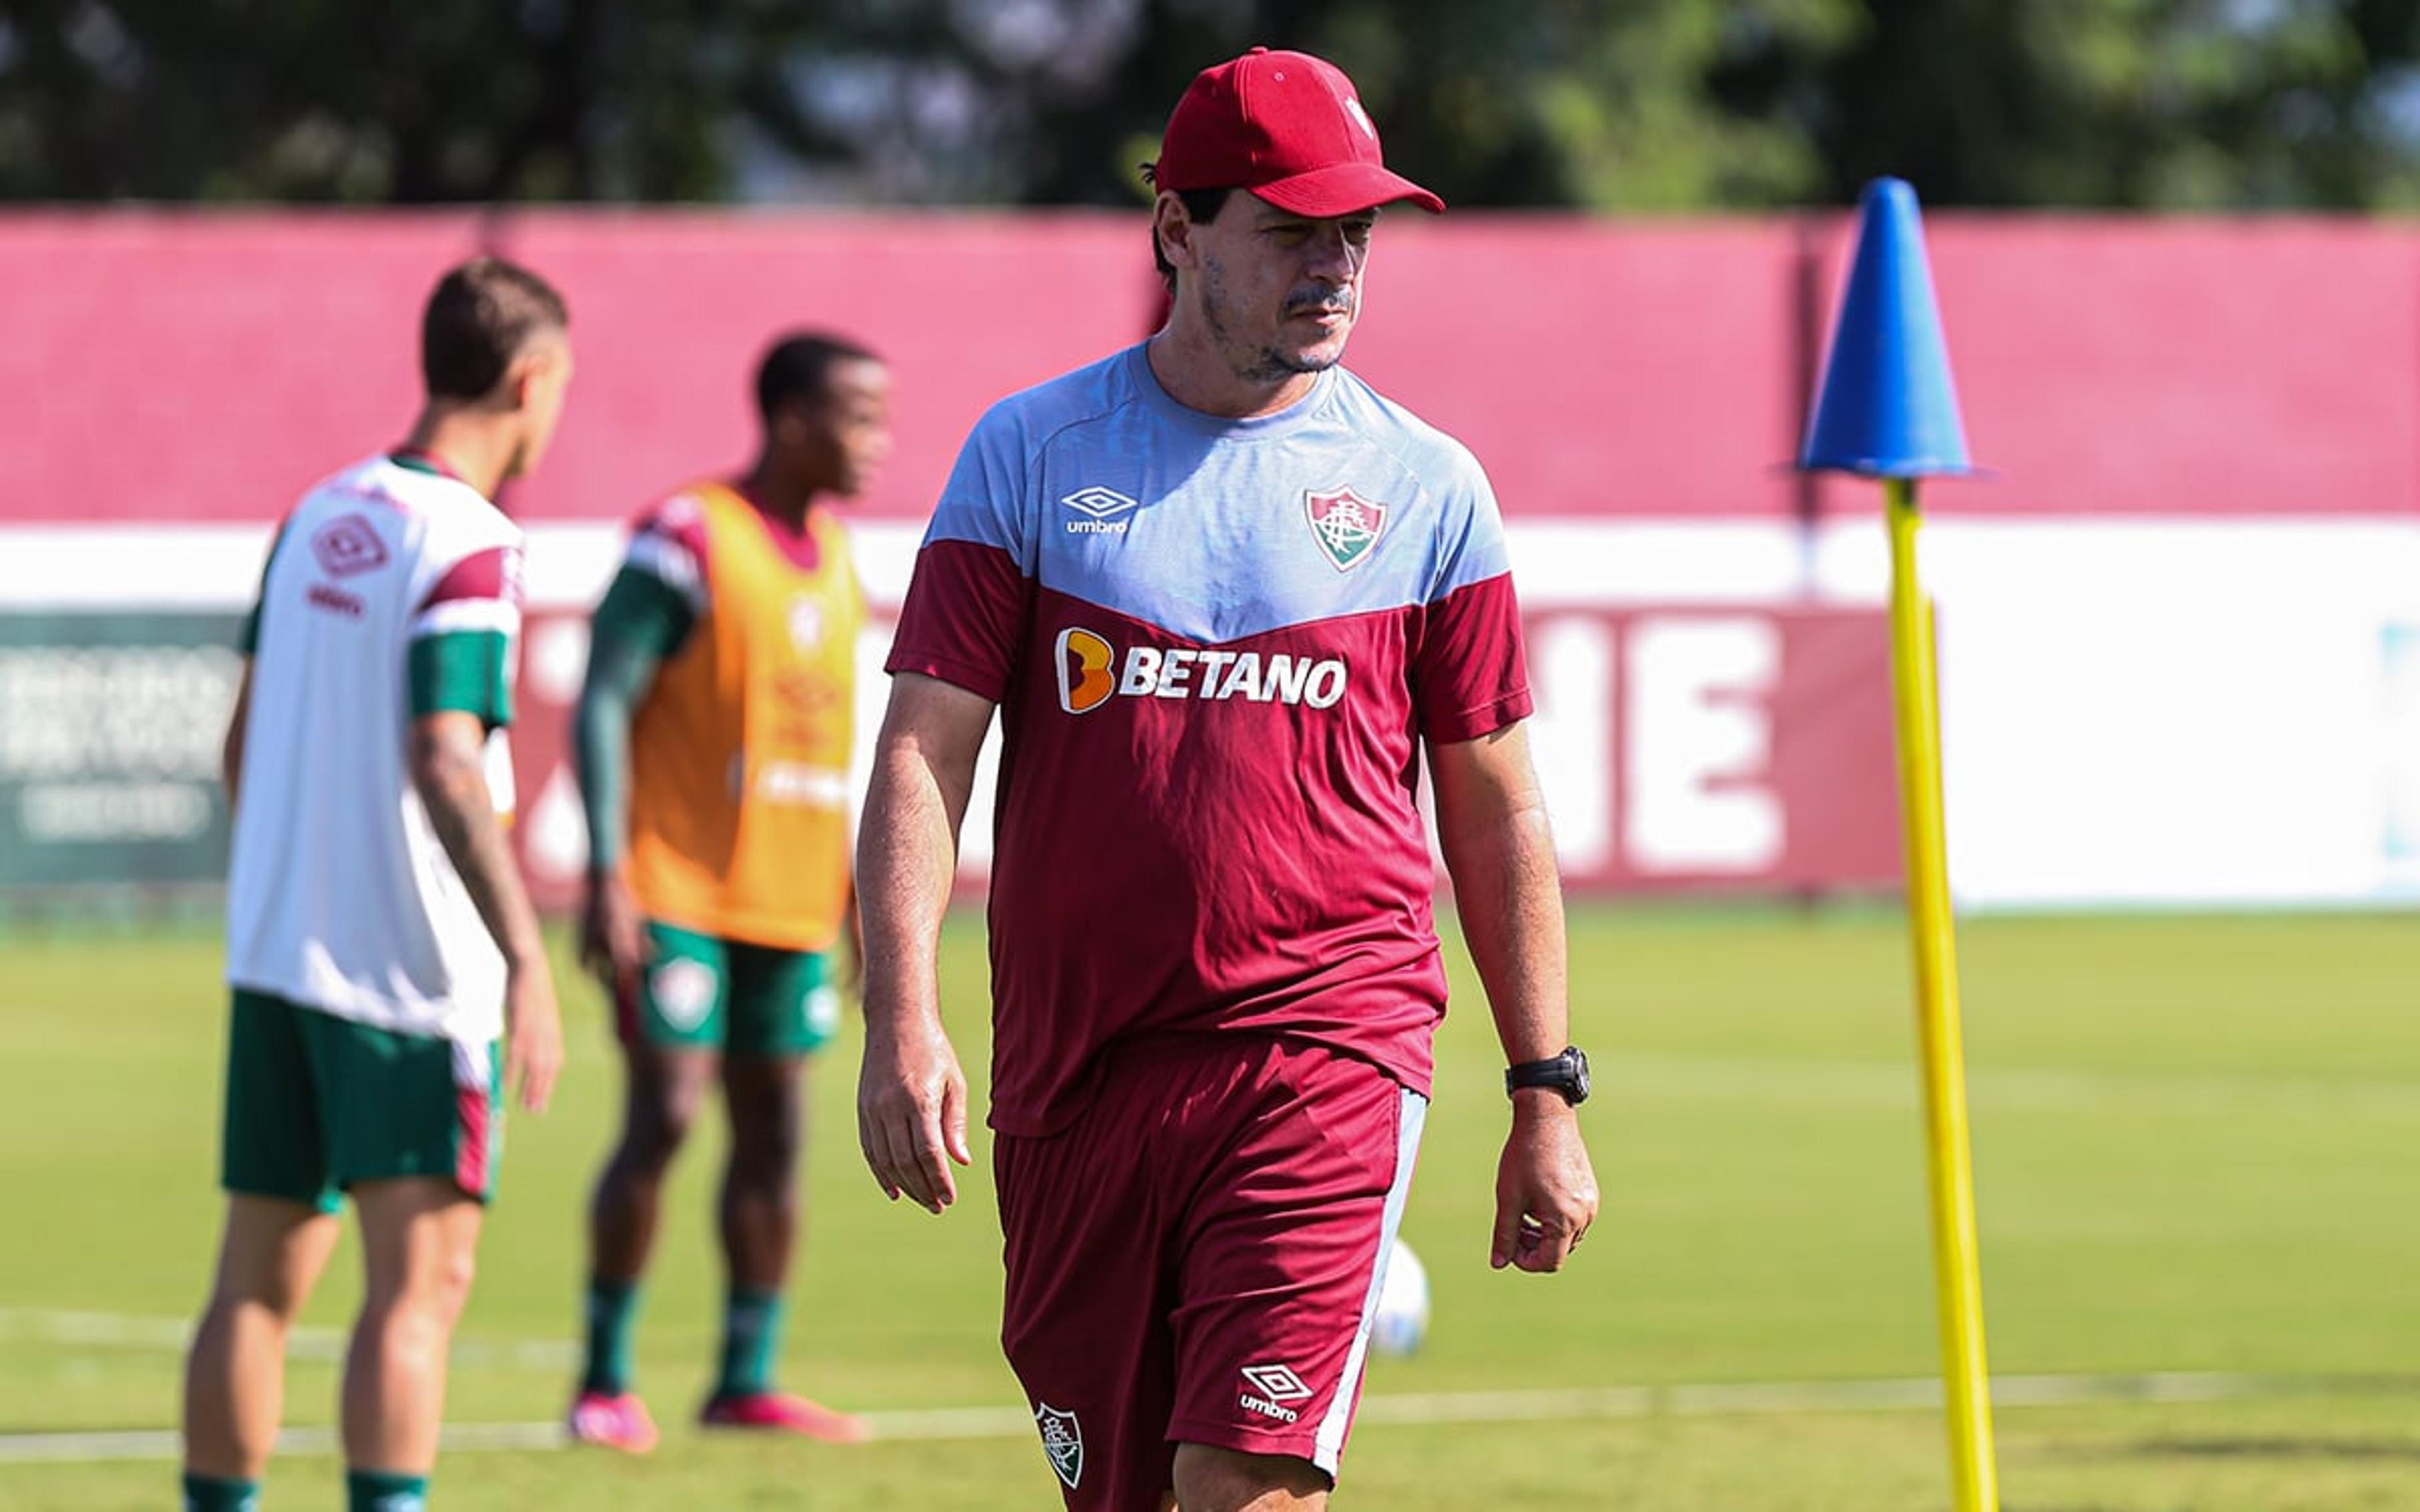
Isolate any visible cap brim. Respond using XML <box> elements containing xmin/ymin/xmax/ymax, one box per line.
<box><xmin>1251</xmin><ymin>162</ymin><xmax>1445</xmax><ymax>217</ymax></box>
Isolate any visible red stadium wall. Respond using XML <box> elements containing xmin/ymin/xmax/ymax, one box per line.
<box><xmin>3</xmin><ymin>210</ymin><xmax>2416</xmax><ymax>527</ymax></box>
<box><xmin>10</xmin><ymin>211</ymin><xmax>2417</xmax><ymax>910</ymax></box>
<box><xmin>498</xmin><ymin>603</ymin><xmax>1901</xmax><ymax>913</ymax></box>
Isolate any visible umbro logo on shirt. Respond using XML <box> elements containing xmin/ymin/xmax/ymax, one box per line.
<box><xmin>1061</xmin><ymin>486</ymin><xmax>1138</xmax><ymax>535</ymax></box>
<box><xmin>311</xmin><ymin>514</ymin><xmax>389</xmax><ymax>577</ymax></box>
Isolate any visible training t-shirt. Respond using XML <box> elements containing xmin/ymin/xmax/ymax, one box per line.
<box><xmin>224</xmin><ymin>452</ymin><xmax>522</xmax><ymax>1045</ymax></box>
<box><xmin>887</xmin><ymin>345</ymin><xmax>1531</xmax><ymax>1136</ymax></box>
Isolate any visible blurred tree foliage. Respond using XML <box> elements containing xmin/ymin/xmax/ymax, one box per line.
<box><xmin>4</xmin><ymin>0</ymin><xmax>2420</xmax><ymax>208</ymax></box>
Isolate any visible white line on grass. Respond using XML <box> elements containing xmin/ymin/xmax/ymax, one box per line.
<box><xmin>2</xmin><ymin>1370</ymin><xmax>2414</xmax><ymax>1464</ymax></box>
<box><xmin>0</xmin><ymin>1423</ymin><xmax>569</xmax><ymax>1465</ymax></box>
<box><xmin>0</xmin><ymin>1307</ymin><xmax>577</xmax><ymax>1370</ymax></box>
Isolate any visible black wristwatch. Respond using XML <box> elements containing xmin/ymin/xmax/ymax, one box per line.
<box><xmin>1505</xmin><ymin>1046</ymin><xmax>1589</xmax><ymax>1106</ymax></box>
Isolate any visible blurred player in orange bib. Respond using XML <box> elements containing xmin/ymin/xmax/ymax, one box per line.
<box><xmin>567</xmin><ymin>333</ymin><xmax>890</xmax><ymax>1450</ymax></box>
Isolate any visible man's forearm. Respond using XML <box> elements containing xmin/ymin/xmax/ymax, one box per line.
<box><xmin>1441</xmin><ymin>796</ymin><xmax>1570</xmax><ymax>1066</ymax></box>
<box><xmin>572</xmin><ymin>633</ymin><xmax>657</xmax><ymax>875</ymax></box>
<box><xmin>413</xmin><ymin>729</ymin><xmax>546</xmax><ymax>971</ymax></box>
<box><xmin>1431</xmin><ymin>724</ymin><xmax>1572</xmax><ymax>1067</ymax></box>
<box><xmin>856</xmin><ymin>745</ymin><xmax>966</xmax><ymax>1033</ymax></box>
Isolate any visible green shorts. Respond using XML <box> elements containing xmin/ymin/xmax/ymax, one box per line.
<box><xmin>615</xmin><ymin>920</ymin><xmax>842</xmax><ymax>1057</ymax></box>
<box><xmin>221</xmin><ymin>989</ymin><xmax>502</xmax><ymax>1213</ymax></box>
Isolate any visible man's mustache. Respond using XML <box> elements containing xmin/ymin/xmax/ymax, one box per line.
<box><xmin>1284</xmin><ymin>289</ymin><xmax>1354</xmax><ymax>317</ymax></box>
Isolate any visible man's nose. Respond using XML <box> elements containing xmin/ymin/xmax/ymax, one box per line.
<box><xmin>1304</xmin><ymin>225</ymin><xmax>1361</xmax><ymax>280</ymax></box>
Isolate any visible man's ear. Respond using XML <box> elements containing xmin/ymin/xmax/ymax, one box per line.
<box><xmin>505</xmin><ymin>340</ymin><xmax>568</xmax><ymax>412</ymax></box>
<box><xmin>503</xmin><ymin>352</ymin><xmax>540</xmax><ymax>413</ymax></box>
<box><xmin>1154</xmin><ymin>192</ymin><xmax>1199</xmax><ymax>270</ymax></box>
<box><xmin>769</xmin><ymin>396</ymin><xmax>814</xmax><ymax>448</ymax></box>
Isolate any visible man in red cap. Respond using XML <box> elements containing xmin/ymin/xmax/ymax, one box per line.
<box><xmin>857</xmin><ymin>45</ymin><xmax>1598</xmax><ymax>1511</ymax></box>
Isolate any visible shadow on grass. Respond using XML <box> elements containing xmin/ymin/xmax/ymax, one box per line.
<box><xmin>2125</xmin><ymin>1436</ymin><xmax>2420</xmax><ymax>1463</ymax></box>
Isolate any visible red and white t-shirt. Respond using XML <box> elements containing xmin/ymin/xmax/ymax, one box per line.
<box><xmin>226</xmin><ymin>453</ymin><xmax>523</xmax><ymax>1045</ymax></box>
<box><xmin>889</xmin><ymin>347</ymin><xmax>1531</xmax><ymax>1136</ymax></box>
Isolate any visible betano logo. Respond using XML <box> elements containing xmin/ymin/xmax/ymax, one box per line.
<box><xmin>1054</xmin><ymin>627</ymin><xmax>1348</xmax><ymax>716</ymax></box>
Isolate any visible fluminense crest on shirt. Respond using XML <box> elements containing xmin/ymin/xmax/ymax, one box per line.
<box><xmin>787</xmin><ymin>592</ymin><xmax>825</xmax><ymax>650</ymax></box>
<box><xmin>1305</xmin><ymin>486</ymin><xmax>1386</xmax><ymax>571</ymax></box>
<box><xmin>1034</xmin><ymin>1402</ymin><xmax>1084</xmax><ymax>1489</ymax></box>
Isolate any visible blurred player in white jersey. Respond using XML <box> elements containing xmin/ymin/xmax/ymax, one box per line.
<box><xmin>181</xmin><ymin>257</ymin><xmax>572</xmax><ymax>1512</ymax></box>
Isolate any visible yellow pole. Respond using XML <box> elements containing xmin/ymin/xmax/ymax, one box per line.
<box><xmin>1884</xmin><ymin>476</ymin><xmax>1999</xmax><ymax>1512</ymax></box>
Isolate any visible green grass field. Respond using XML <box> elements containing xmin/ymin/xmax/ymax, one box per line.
<box><xmin>2</xmin><ymin>907</ymin><xmax>2416</xmax><ymax>1509</ymax></box>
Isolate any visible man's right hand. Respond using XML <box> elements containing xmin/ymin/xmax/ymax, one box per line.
<box><xmin>857</xmin><ymin>1016</ymin><xmax>972</xmax><ymax>1214</ymax></box>
<box><xmin>504</xmin><ymin>959</ymin><xmax>564</xmax><ymax>1114</ymax></box>
<box><xmin>579</xmin><ymin>870</ymin><xmax>650</xmax><ymax>994</ymax></box>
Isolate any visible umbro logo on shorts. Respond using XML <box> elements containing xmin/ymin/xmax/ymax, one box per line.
<box><xmin>1238</xmin><ymin>1362</ymin><xmax>1313</xmax><ymax>1423</ymax></box>
<box><xmin>1061</xmin><ymin>486</ymin><xmax>1138</xmax><ymax>535</ymax></box>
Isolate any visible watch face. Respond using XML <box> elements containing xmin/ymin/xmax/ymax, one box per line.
<box><xmin>1566</xmin><ymin>1048</ymin><xmax>1591</xmax><ymax>1103</ymax></box>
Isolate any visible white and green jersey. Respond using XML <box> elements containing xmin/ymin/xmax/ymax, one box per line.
<box><xmin>224</xmin><ymin>452</ymin><xmax>522</xmax><ymax>1044</ymax></box>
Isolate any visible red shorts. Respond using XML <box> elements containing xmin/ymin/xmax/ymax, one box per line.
<box><xmin>996</xmin><ymin>1035</ymin><xmax>1427</xmax><ymax>1511</ymax></box>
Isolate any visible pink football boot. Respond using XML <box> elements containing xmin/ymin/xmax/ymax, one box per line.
<box><xmin>698</xmin><ymin>1390</ymin><xmax>869</xmax><ymax>1443</ymax></box>
<box><xmin>567</xmin><ymin>1389</ymin><xmax>660</xmax><ymax>1453</ymax></box>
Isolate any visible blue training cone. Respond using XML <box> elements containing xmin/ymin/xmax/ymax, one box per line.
<box><xmin>1799</xmin><ymin>178</ymin><xmax>1975</xmax><ymax>478</ymax></box>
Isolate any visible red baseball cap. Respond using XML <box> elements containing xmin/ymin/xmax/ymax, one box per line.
<box><xmin>1153</xmin><ymin>47</ymin><xmax>1445</xmax><ymax>217</ymax></box>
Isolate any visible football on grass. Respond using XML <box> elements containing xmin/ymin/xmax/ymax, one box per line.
<box><xmin>1370</xmin><ymin>1238</ymin><xmax>1430</xmax><ymax>1356</ymax></box>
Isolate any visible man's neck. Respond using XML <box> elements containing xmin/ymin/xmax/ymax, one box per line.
<box><xmin>740</xmin><ymin>455</ymin><xmax>817</xmax><ymax>529</ymax></box>
<box><xmin>1144</xmin><ymin>326</ymin><xmax>1318</xmax><ymax>420</ymax></box>
<box><xmin>398</xmin><ymin>409</ymin><xmax>515</xmax><ymax>500</ymax></box>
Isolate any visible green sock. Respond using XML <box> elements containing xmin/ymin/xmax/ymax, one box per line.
<box><xmin>345</xmin><ymin>1469</ymin><xmax>429</xmax><ymax>1512</ymax></box>
<box><xmin>181</xmin><ymin>1472</ymin><xmax>260</xmax><ymax>1512</ymax></box>
<box><xmin>715</xmin><ymin>1285</ymin><xmax>784</xmax><ymax>1397</ymax></box>
<box><xmin>582</xmin><ymin>1276</ymin><xmax>641</xmax><ymax>1395</ymax></box>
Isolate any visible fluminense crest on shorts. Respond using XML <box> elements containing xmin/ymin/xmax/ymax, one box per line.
<box><xmin>648</xmin><ymin>958</ymin><xmax>718</xmax><ymax>1033</ymax></box>
<box><xmin>1034</xmin><ymin>1402</ymin><xmax>1083</xmax><ymax>1489</ymax></box>
<box><xmin>1305</xmin><ymin>486</ymin><xmax>1386</xmax><ymax>572</ymax></box>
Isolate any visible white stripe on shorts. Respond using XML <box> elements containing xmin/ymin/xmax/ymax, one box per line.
<box><xmin>1313</xmin><ymin>1082</ymin><xmax>1428</xmax><ymax>1472</ymax></box>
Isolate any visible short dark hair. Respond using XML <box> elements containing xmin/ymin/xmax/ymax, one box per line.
<box><xmin>756</xmin><ymin>331</ymin><xmax>881</xmax><ymax>423</ymax></box>
<box><xmin>1148</xmin><ymin>185</ymin><xmax>1233</xmax><ymax>289</ymax></box>
<box><xmin>420</xmin><ymin>256</ymin><xmax>568</xmax><ymax>401</ymax></box>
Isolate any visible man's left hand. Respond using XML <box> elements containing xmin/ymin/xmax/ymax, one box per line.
<box><xmin>1490</xmin><ymin>1093</ymin><xmax>1598</xmax><ymax>1273</ymax></box>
